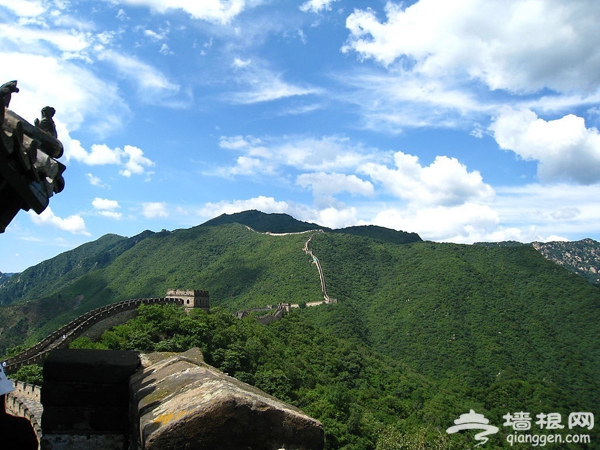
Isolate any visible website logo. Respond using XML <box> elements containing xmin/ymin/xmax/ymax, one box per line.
<box><xmin>446</xmin><ymin>409</ymin><xmax>594</xmax><ymax>447</ymax></box>
<box><xmin>446</xmin><ymin>409</ymin><xmax>499</xmax><ymax>447</ymax></box>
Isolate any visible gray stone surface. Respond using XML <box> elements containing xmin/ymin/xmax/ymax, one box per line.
<box><xmin>131</xmin><ymin>348</ymin><xmax>324</xmax><ymax>450</ymax></box>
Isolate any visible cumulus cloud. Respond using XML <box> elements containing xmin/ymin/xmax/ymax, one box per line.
<box><xmin>67</xmin><ymin>143</ymin><xmax>155</xmax><ymax>177</ymax></box>
<box><xmin>92</xmin><ymin>198</ymin><xmax>120</xmax><ymax>210</ymax></box>
<box><xmin>141</xmin><ymin>202</ymin><xmax>169</xmax><ymax>219</ymax></box>
<box><xmin>370</xmin><ymin>203</ymin><xmax>499</xmax><ymax>242</ymax></box>
<box><xmin>92</xmin><ymin>198</ymin><xmax>122</xmax><ymax>219</ymax></box>
<box><xmin>343</xmin><ymin>0</ymin><xmax>600</xmax><ymax>94</ymax></box>
<box><xmin>490</xmin><ymin>108</ymin><xmax>600</xmax><ymax>184</ymax></box>
<box><xmin>359</xmin><ymin>151</ymin><xmax>495</xmax><ymax>206</ymax></box>
<box><xmin>120</xmin><ymin>145</ymin><xmax>155</xmax><ymax>177</ymax></box>
<box><xmin>302</xmin><ymin>206</ymin><xmax>359</xmax><ymax>229</ymax></box>
<box><xmin>29</xmin><ymin>207</ymin><xmax>89</xmax><ymax>235</ymax></box>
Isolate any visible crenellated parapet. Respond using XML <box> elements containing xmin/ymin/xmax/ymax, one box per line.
<box><xmin>4</xmin><ymin>294</ymin><xmax>207</xmax><ymax>374</ymax></box>
<box><xmin>165</xmin><ymin>289</ymin><xmax>210</xmax><ymax>311</ymax></box>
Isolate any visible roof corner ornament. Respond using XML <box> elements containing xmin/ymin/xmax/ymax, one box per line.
<box><xmin>0</xmin><ymin>80</ymin><xmax>66</xmax><ymax>233</ymax></box>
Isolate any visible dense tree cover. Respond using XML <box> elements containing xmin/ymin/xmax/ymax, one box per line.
<box><xmin>303</xmin><ymin>235</ymin><xmax>600</xmax><ymax>448</ymax></box>
<box><xmin>2</xmin><ymin>215</ymin><xmax>599</xmax><ymax>448</ymax></box>
<box><xmin>62</xmin><ymin>304</ymin><xmax>595</xmax><ymax>449</ymax></box>
<box><xmin>11</xmin><ymin>364</ymin><xmax>43</xmax><ymax>385</ymax></box>
<box><xmin>0</xmin><ymin>224</ymin><xmax>324</xmax><ymax>351</ymax></box>
<box><xmin>202</xmin><ymin>210</ymin><xmax>324</xmax><ymax>233</ymax></box>
<box><xmin>68</xmin><ymin>304</ymin><xmax>465</xmax><ymax>449</ymax></box>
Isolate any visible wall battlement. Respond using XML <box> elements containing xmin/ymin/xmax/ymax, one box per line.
<box><xmin>165</xmin><ymin>289</ymin><xmax>210</xmax><ymax>311</ymax></box>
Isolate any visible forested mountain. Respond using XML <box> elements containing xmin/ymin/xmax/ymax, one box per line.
<box><xmin>0</xmin><ymin>231</ymin><xmax>158</xmax><ymax>306</ymax></box>
<box><xmin>0</xmin><ymin>271</ymin><xmax>13</xmax><ymax>284</ymax></box>
<box><xmin>2</xmin><ymin>211</ymin><xmax>599</xmax><ymax>448</ymax></box>
<box><xmin>476</xmin><ymin>238</ymin><xmax>600</xmax><ymax>286</ymax></box>
<box><xmin>205</xmin><ymin>210</ymin><xmax>422</xmax><ymax>244</ymax></box>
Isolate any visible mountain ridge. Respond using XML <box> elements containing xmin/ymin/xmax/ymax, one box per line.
<box><xmin>2</xmin><ymin>210</ymin><xmax>600</xmax><ymax>448</ymax></box>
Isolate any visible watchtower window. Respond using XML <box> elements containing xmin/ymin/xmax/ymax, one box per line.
<box><xmin>187</xmin><ymin>300</ymin><xmax>190</xmax><ymax>305</ymax></box>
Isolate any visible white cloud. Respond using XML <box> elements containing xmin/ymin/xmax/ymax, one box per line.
<box><xmin>80</xmin><ymin>144</ymin><xmax>123</xmax><ymax>166</ymax></box>
<box><xmin>494</xmin><ymin>183</ymin><xmax>600</xmax><ymax>234</ymax></box>
<box><xmin>228</xmin><ymin>156</ymin><xmax>274</xmax><ymax>176</ymax></box>
<box><xmin>233</xmin><ymin>58</ymin><xmax>251</xmax><ymax>68</ymax></box>
<box><xmin>0</xmin><ymin>0</ymin><xmax>46</xmax><ymax>18</ymax></box>
<box><xmin>96</xmin><ymin>49</ymin><xmax>181</xmax><ymax>105</ymax></box>
<box><xmin>141</xmin><ymin>202</ymin><xmax>169</xmax><ymax>219</ymax></box>
<box><xmin>276</xmin><ymin>136</ymin><xmax>375</xmax><ymax>171</ymax></box>
<box><xmin>93</xmin><ymin>197</ymin><xmax>123</xmax><ymax>219</ymax></box>
<box><xmin>120</xmin><ymin>145</ymin><xmax>155</xmax><ymax>177</ymax></box>
<box><xmin>118</xmin><ymin>0</ymin><xmax>248</xmax><ymax>25</ymax></box>
<box><xmin>197</xmin><ymin>196</ymin><xmax>290</xmax><ymax>219</ymax></box>
<box><xmin>86</xmin><ymin>173</ymin><xmax>106</xmax><ymax>187</ymax></box>
<box><xmin>370</xmin><ymin>202</ymin><xmax>499</xmax><ymax>242</ymax></box>
<box><xmin>144</xmin><ymin>29</ymin><xmax>167</xmax><ymax>41</ymax></box>
<box><xmin>334</xmin><ymin>70</ymin><xmax>488</xmax><ymax>131</ymax></box>
<box><xmin>343</xmin><ymin>0</ymin><xmax>600</xmax><ymax>94</ymax></box>
<box><xmin>92</xmin><ymin>198</ymin><xmax>120</xmax><ymax>211</ymax></box>
<box><xmin>229</xmin><ymin>77</ymin><xmax>321</xmax><ymax>104</ymax></box>
<box><xmin>301</xmin><ymin>206</ymin><xmax>359</xmax><ymax>229</ymax></box>
<box><xmin>300</xmin><ymin>0</ymin><xmax>339</xmax><ymax>14</ymax></box>
<box><xmin>227</xmin><ymin>59</ymin><xmax>322</xmax><ymax>104</ymax></box>
<box><xmin>214</xmin><ymin>135</ymin><xmax>377</xmax><ymax>176</ymax></box>
<box><xmin>29</xmin><ymin>207</ymin><xmax>89</xmax><ymax>235</ymax></box>
<box><xmin>490</xmin><ymin>108</ymin><xmax>600</xmax><ymax>184</ymax></box>
<box><xmin>359</xmin><ymin>151</ymin><xmax>495</xmax><ymax>206</ymax></box>
<box><xmin>219</xmin><ymin>135</ymin><xmax>264</xmax><ymax>151</ymax></box>
<box><xmin>159</xmin><ymin>43</ymin><xmax>172</xmax><ymax>55</ymax></box>
<box><xmin>0</xmin><ymin>52</ymin><xmax>129</xmax><ymax>135</ymax></box>
<box><xmin>0</xmin><ymin>23</ymin><xmax>91</xmax><ymax>56</ymax></box>
<box><xmin>297</xmin><ymin>172</ymin><xmax>374</xmax><ymax>198</ymax></box>
<box><xmin>67</xmin><ymin>143</ymin><xmax>155</xmax><ymax>177</ymax></box>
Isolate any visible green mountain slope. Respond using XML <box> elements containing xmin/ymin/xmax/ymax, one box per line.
<box><xmin>0</xmin><ymin>231</ymin><xmax>157</xmax><ymax>306</ymax></box>
<box><xmin>304</xmin><ymin>234</ymin><xmax>600</xmax><ymax>404</ymax></box>
<box><xmin>0</xmin><ymin>223</ymin><xmax>326</xmax><ymax>349</ymax></box>
<box><xmin>203</xmin><ymin>210</ymin><xmax>324</xmax><ymax>233</ymax></box>
<box><xmin>2</xmin><ymin>211</ymin><xmax>600</xmax><ymax>448</ymax></box>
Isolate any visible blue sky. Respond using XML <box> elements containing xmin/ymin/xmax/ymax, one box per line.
<box><xmin>1</xmin><ymin>0</ymin><xmax>600</xmax><ymax>273</ymax></box>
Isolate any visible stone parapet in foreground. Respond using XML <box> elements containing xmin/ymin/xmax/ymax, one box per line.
<box><xmin>131</xmin><ymin>348</ymin><xmax>324</xmax><ymax>450</ymax></box>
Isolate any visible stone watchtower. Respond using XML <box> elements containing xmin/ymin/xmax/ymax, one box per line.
<box><xmin>165</xmin><ymin>289</ymin><xmax>210</xmax><ymax>311</ymax></box>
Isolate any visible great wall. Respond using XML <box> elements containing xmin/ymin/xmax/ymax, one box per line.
<box><xmin>3</xmin><ymin>228</ymin><xmax>335</xmax><ymax>448</ymax></box>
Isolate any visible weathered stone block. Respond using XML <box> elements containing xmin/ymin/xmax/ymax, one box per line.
<box><xmin>43</xmin><ymin>349</ymin><xmax>140</xmax><ymax>383</ymax></box>
<box><xmin>131</xmin><ymin>348</ymin><xmax>324</xmax><ymax>450</ymax></box>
